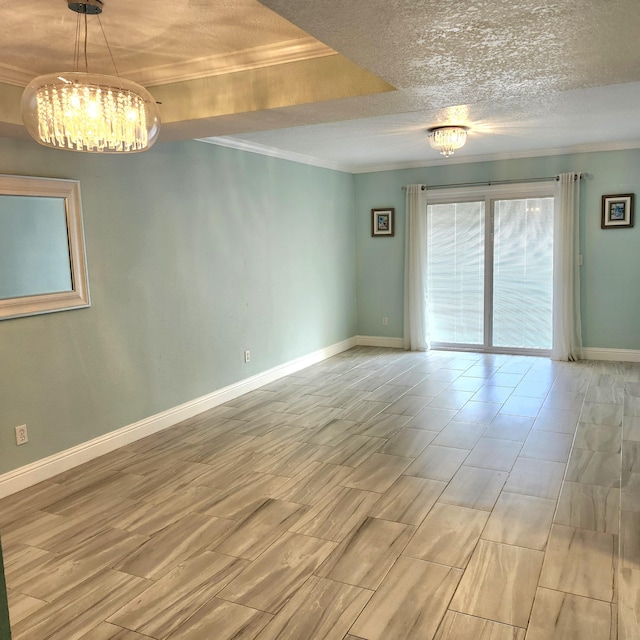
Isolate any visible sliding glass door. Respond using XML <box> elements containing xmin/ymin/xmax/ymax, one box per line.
<box><xmin>426</xmin><ymin>184</ymin><xmax>554</xmax><ymax>354</ymax></box>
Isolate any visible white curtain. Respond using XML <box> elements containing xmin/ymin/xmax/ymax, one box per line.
<box><xmin>403</xmin><ymin>184</ymin><xmax>430</xmax><ymax>351</ymax></box>
<box><xmin>552</xmin><ymin>172</ymin><xmax>582</xmax><ymax>361</ymax></box>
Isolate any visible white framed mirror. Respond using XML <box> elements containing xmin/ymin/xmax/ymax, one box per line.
<box><xmin>0</xmin><ymin>175</ymin><xmax>90</xmax><ymax>320</ymax></box>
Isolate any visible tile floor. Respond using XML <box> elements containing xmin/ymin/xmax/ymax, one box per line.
<box><xmin>0</xmin><ymin>346</ymin><xmax>638</xmax><ymax>639</ymax></box>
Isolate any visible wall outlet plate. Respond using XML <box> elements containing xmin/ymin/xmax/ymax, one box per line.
<box><xmin>15</xmin><ymin>424</ymin><xmax>28</xmax><ymax>445</ymax></box>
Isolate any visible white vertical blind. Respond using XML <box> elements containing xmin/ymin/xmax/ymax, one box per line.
<box><xmin>427</xmin><ymin>201</ymin><xmax>485</xmax><ymax>344</ymax></box>
<box><xmin>493</xmin><ymin>198</ymin><xmax>554</xmax><ymax>349</ymax></box>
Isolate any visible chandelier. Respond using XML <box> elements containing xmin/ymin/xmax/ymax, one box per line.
<box><xmin>21</xmin><ymin>0</ymin><xmax>160</xmax><ymax>153</ymax></box>
<box><xmin>428</xmin><ymin>126</ymin><xmax>468</xmax><ymax>157</ymax></box>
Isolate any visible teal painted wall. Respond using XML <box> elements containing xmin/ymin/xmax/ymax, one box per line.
<box><xmin>355</xmin><ymin>150</ymin><xmax>640</xmax><ymax>350</ymax></box>
<box><xmin>0</xmin><ymin>137</ymin><xmax>356</xmax><ymax>475</ymax></box>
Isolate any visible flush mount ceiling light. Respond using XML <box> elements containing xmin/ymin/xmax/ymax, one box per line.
<box><xmin>21</xmin><ymin>0</ymin><xmax>160</xmax><ymax>153</ymax></box>
<box><xmin>427</xmin><ymin>125</ymin><xmax>469</xmax><ymax>157</ymax></box>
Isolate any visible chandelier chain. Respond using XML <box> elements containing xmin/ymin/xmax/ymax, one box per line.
<box><xmin>97</xmin><ymin>14</ymin><xmax>119</xmax><ymax>77</ymax></box>
<box><xmin>83</xmin><ymin>12</ymin><xmax>89</xmax><ymax>73</ymax></box>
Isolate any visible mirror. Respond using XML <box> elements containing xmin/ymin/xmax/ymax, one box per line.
<box><xmin>0</xmin><ymin>175</ymin><xmax>90</xmax><ymax>320</ymax></box>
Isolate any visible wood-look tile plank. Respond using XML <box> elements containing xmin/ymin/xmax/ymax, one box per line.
<box><xmin>433</xmin><ymin>611</ymin><xmax>525</xmax><ymax>640</ymax></box>
<box><xmin>254</xmin><ymin>576</ymin><xmax>372</xmax><ymax>640</ymax></box>
<box><xmin>255</xmin><ymin>442</ymin><xmax>334</xmax><ymax>477</ymax></box>
<box><xmin>405</xmin><ymin>407</ymin><xmax>457</xmax><ymax>432</ymax></box>
<box><xmin>316</xmin><ymin>517</ymin><xmax>414</xmax><ymax>590</ymax></box>
<box><xmin>454</xmin><ymin>401</ymin><xmax>502</xmax><ymax>425</ymax></box>
<box><xmin>539</xmin><ymin>524</ymin><xmax>615</xmax><ymax>602</ymax></box>
<box><xmin>431</xmin><ymin>421</ymin><xmax>486</xmax><ymax>450</ymax></box>
<box><xmin>84</xmin><ymin>622</ymin><xmax>157</xmax><ymax>639</ymax></box>
<box><xmin>555</xmin><ymin>481</ymin><xmax>620</xmax><ymax>533</ymax></box>
<box><xmin>11</xmin><ymin>569</ymin><xmax>152</xmax><ymax>640</ymax></box>
<box><xmin>382</xmin><ymin>394</ymin><xmax>432</xmax><ymax>416</ymax></box>
<box><xmin>438</xmin><ymin>466</ymin><xmax>507</xmax><ymax>511</ymax></box>
<box><xmin>349</xmin><ymin>413</ymin><xmax>412</xmax><ymax>438</ymax></box>
<box><xmin>526</xmin><ymin>587</ymin><xmax>615</xmax><ymax>640</ymax></box>
<box><xmin>322</xmin><ymin>435</ymin><xmax>385</xmax><ymax>467</ymax></box>
<box><xmin>379</xmin><ymin>428</ymin><xmax>438</xmax><ymax>457</ymax></box>
<box><xmin>164</xmin><ymin>598</ymin><xmax>272</xmax><ymax>640</ymax></box>
<box><xmin>367</xmin><ymin>476</ymin><xmax>446</xmax><ymax>525</ymax></box>
<box><xmin>403</xmin><ymin>503</ymin><xmax>489</xmax><ymax>569</ymax></box>
<box><xmin>565</xmin><ymin>449</ymin><xmax>621</xmax><ymax>488</ymax></box>
<box><xmin>341</xmin><ymin>400</ymin><xmax>389</xmax><ymax>423</ymax></box>
<box><xmin>618</xmin><ymin>568</ymin><xmax>640</xmax><ymax>640</ymax></box>
<box><xmin>520</xmin><ymin>430</ymin><xmax>573</xmax><ymax>463</ymax></box>
<box><xmin>1</xmin><ymin>509</ymin><xmax>104</xmax><ymax>552</ymax></box>
<box><xmin>500</xmin><ymin>395</ymin><xmax>544</xmax><ymax>418</ymax></box>
<box><xmin>6</xmin><ymin>590</ymin><xmax>47</xmax><ymax>627</ymax></box>
<box><xmin>273</xmin><ymin>462</ymin><xmax>352</xmax><ymax>506</ymax></box>
<box><xmin>303</xmin><ymin>420</ymin><xmax>361</xmax><ymax>446</ymax></box>
<box><xmin>464</xmin><ymin>438</ymin><xmax>521</xmax><ymax>472</ymax></box>
<box><xmin>481</xmin><ymin>492</ymin><xmax>555</xmax><ymax>550</ymax></box>
<box><xmin>404</xmin><ymin>445</ymin><xmax>468</xmax><ymax>482</ymax></box>
<box><xmin>108</xmin><ymin>551</ymin><xmax>248</xmax><ymax>639</ymax></box>
<box><xmin>503</xmin><ymin>457</ymin><xmax>566</xmax><ymax>499</ymax></box>
<box><xmin>217</xmin><ymin>532</ymin><xmax>336</xmax><ymax>614</ymax></box>
<box><xmin>289</xmin><ymin>486</ymin><xmax>381</xmax><ymax>541</ymax></box>
<box><xmin>449</xmin><ymin>540</ymin><xmax>543</xmax><ymax>628</ymax></box>
<box><xmin>0</xmin><ymin>481</ymin><xmax>78</xmax><ymax>528</ymax></box>
<box><xmin>472</xmin><ymin>385</ymin><xmax>514</xmax><ymax>403</ymax></box>
<box><xmin>214</xmin><ymin>499</ymin><xmax>307</xmax><ymax>560</ymax></box>
<box><xmin>621</xmin><ymin>510</ymin><xmax>640</xmax><ymax>569</ymax></box>
<box><xmin>483</xmin><ymin>414</ymin><xmax>533</xmax><ymax>442</ymax></box>
<box><xmin>341</xmin><ymin>453</ymin><xmax>412</xmax><ymax>493</ymax></box>
<box><xmin>350</xmin><ymin>557</ymin><xmax>462</xmax><ymax>640</ymax></box>
<box><xmin>7</xmin><ymin>550</ymin><xmax>113</xmax><ymax>603</ymax></box>
<box><xmin>581</xmin><ymin>401</ymin><xmax>623</xmax><ymax>426</ymax></box>
<box><xmin>574</xmin><ymin>423</ymin><xmax>621</xmax><ymax>453</ymax></box>
<box><xmin>186</xmin><ymin>473</ymin><xmax>290</xmax><ymax>521</ymax></box>
<box><xmin>116</xmin><ymin>512</ymin><xmax>234</xmax><ymax>580</ymax></box>
<box><xmin>428</xmin><ymin>389</ymin><xmax>475</xmax><ymax>410</ymax></box>
<box><xmin>532</xmin><ymin>408</ymin><xmax>581</xmax><ymax>434</ymax></box>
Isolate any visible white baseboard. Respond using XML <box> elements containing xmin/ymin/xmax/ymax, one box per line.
<box><xmin>0</xmin><ymin>336</ymin><xmax>357</xmax><ymax>499</ymax></box>
<box><xmin>582</xmin><ymin>347</ymin><xmax>640</xmax><ymax>362</ymax></box>
<box><xmin>356</xmin><ymin>335</ymin><xmax>404</xmax><ymax>348</ymax></box>
<box><xmin>354</xmin><ymin>338</ymin><xmax>640</xmax><ymax>363</ymax></box>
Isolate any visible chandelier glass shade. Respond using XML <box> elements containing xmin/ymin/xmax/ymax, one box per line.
<box><xmin>21</xmin><ymin>72</ymin><xmax>160</xmax><ymax>153</ymax></box>
<box><xmin>428</xmin><ymin>126</ymin><xmax>468</xmax><ymax>157</ymax></box>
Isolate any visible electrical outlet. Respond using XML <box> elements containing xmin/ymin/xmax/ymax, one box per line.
<box><xmin>244</xmin><ymin>350</ymin><xmax>251</xmax><ymax>363</ymax></box>
<box><xmin>382</xmin><ymin>316</ymin><xmax>389</xmax><ymax>326</ymax></box>
<box><xmin>15</xmin><ymin>424</ymin><xmax>28</xmax><ymax>445</ymax></box>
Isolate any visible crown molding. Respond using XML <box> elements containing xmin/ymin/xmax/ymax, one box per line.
<box><xmin>0</xmin><ymin>37</ymin><xmax>336</xmax><ymax>88</ymax></box>
<box><xmin>137</xmin><ymin>38</ymin><xmax>335</xmax><ymax>87</ymax></box>
<box><xmin>0</xmin><ymin>63</ymin><xmax>33</xmax><ymax>87</ymax></box>
<box><xmin>350</xmin><ymin>139</ymin><xmax>640</xmax><ymax>174</ymax></box>
<box><xmin>198</xmin><ymin>137</ymin><xmax>353</xmax><ymax>173</ymax></box>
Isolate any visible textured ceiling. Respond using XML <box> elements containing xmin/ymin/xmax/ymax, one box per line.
<box><xmin>1</xmin><ymin>0</ymin><xmax>640</xmax><ymax>170</ymax></box>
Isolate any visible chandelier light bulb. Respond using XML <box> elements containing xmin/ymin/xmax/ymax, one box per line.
<box><xmin>428</xmin><ymin>126</ymin><xmax>469</xmax><ymax>157</ymax></box>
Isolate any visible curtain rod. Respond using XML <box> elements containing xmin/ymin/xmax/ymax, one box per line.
<box><xmin>402</xmin><ymin>173</ymin><xmax>586</xmax><ymax>191</ymax></box>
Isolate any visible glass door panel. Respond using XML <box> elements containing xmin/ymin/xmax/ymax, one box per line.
<box><xmin>427</xmin><ymin>201</ymin><xmax>485</xmax><ymax>345</ymax></box>
<box><xmin>492</xmin><ymin>197</ymin><xmax>554</xmax><ymax>349</ymax></box>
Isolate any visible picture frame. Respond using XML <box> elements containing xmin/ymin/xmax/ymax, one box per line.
<box><xmin>371</xmin><ymin>208</ymin><xmax>394</xmax><ymax>237</ymax></box>
<box><xmin>601</xmin><ymin>194</ymin><xmax>634</xmax><ymax>229</ymax></box>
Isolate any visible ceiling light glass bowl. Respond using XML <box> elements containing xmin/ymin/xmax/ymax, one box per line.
<box><xmin>21</xmin><ymin>72</ymin><xmax>161</xmax><ymax>153</ymax></box>
<box><xmin>428</xmin><ymin>125</ymin><xmax>469</xmax><ymax>157</ymax></box>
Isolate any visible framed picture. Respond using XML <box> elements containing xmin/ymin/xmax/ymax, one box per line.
<box><xmin>602</xmin><ymin>194</ymin><xmax>634</xmax><ymax>229</ymax></box>
<box><xmin>372</xmin><ymin>208</ymin><xmax>394</xmax><ymax>237</ymax></box>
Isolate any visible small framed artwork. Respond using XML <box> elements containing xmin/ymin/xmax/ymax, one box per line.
<box><xmin>372</xmin><ymin>208</ymin><xmax>394</xmax><ymax>237</ymax></box>
<box><xmin>602</xmin><ymin>194</ymin><xmax>634</xmax><ymax>229</ymax></box>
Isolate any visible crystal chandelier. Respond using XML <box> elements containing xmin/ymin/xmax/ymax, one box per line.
<box><xmin>428</xmin><ymin>126</ymin><xmax>469</xmax><ymax>157</ymax></box>
<box><xmin>21</xmin><ymin>0</ymin><xmax>160</xmax><ymax>153</ymax></box>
